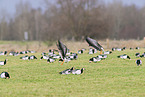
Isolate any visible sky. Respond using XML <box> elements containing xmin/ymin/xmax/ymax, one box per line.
<box><xmin>0</xmin><ymin>0</ymin><xmax>145</xmax><ymax>17</ymax></box>
<box><xmin>0</xmin><ymin>0</ymin><xmax>44</xmax><ymax>16</ymax></box>
<box><xmin>105</xmin><ymin>0</ymin><xmax>145</xmax><ymax>7</ymax></box>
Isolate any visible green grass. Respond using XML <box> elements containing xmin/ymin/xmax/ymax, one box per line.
<box><xmin>0</xmin><ymin>48</ymin><xmax>145</xmax><ymax>97</ymax></box>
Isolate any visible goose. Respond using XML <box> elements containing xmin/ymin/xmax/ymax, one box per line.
<box><xmin>48</xmin><ymin>50</ymin><xmax>54</xmax><ymax>56</ymax></box>
<box><xmin>140</xmin><ymin>53</ymin><xmax>145</xmax><ymax>58</ymax></box>
<box><xmin>56</xmin><ymin>40</ymin><xmax>68</xmax><ymax>65</ymax></box>
<box><xmin>135</xmin><ymin>53</ymin><xmax>140</xmax><ymax>57</ymax></box>
<box><xmin>112</xmin><ymin>48</ymin><xmax>116</xmax><ymax>51</ymax></box>
<box><xmin>123</xmin><ymin>47</ymin><xmax>126</xmax><ymax>50</ymax></box>
<box><xmin>49</xmin><ymin>49</ymin><xmax>53</xmax><ymax>52</ymax></box>
<box><xmin>68</xmin><ymin>53</ymin><xmax>78</xmax><ymax>60</ymax></box>
<box><xmin>20</xmin><ymin>51</ymin><xmax>28</xmax><ymax>54</ymax></box>
<box><xmin>72</xmin><ymin>68</ymin><xmax>85</xmax><ymax>75</ymax></box>
<box><xmin>9</xmin><ymin>52</ymin><xmax>14</xmax><ymax>56</ymax></box>
<box><xmin>28</xmin><ymin>55</ymin><xmax>37</xmax><ymax>60</ymax></box>
<box><xmin>52</xmin><ymin>54</ymin><xmax>60</xmax><ymax>59</ymax></box>
<box><xmin>88</xmin><ymin>48</ymin><xmax>97</xmax><ymax>54</ymax></box>
<box><xmin>86</xmin><ymin>37</ymin><xmax>104</xmax><ymax>54</ymax></box>
<box><xmin>97</xmin><ymin>54</ymin><xmax>107</xmax><ymax>59</ymax></box>
<box><xmin>59</xmin><ymin>67</ymin><xmax>74</xmax><ymax>74</ymax></box>
<box><xmin>104</xmin><ymin>51</ymin><xmax>112</xmax><ymax>54</ymax></box>
<box><xmin>0</xmin><ymin>59</ymin><xmax>7</xmax><ymax>65</ymax></box>
<box><xmin>66</xmin><ymin>49</ymin><xmax>71</xmax><ymax>55</ymax></box>
<box><xmin>59</xmin><ymin>58</ymin><xmax>71</xmax><ymax>63</ymax></box>
<box><xmin>89</xmin><ymin>57</ymin><xmax>101</xmax><ymax>63</ymax></box>
<box><xmin>81</xmin><ymin>48</ymin><xmax>86</xmax><ymax>51</ymax></box>
<box><xmin>112</xmin><ymin>48</ymin><xmax>123</xmax><ymax>51</ymax></box>
<box><xmin>40</xmin><ymin>55</ymin><xmax>49</xmax><ymax>60</ymax></box>
<box><xmin>13</xmin><ymin>52</ymin><xmax>19</xmax><ymax>56</ymax></box>
<box><xmin>130</xmin><ymin>48</ymin><xmax>133</xmax><ymax>50</ymax></box>
<box><xmin>0</xmin><ymin>51</ymin><xmax>7</xmax><ymax>55</ymax></box>
<box><xmin>0</xmin><ymin>72</ymin><xmax>10</xmax><ymax>79</ymax></box>
<box><xmin>53</xmin><ymin>49</ymin><xmax>58</xmax><ymax>53</ymax></box>
<box><xmin>136</xmin><ymin>47</ymin><xmax>140</xmax><ymax>50</ymax></box>
<box><xmin>117</xmin><ymin>54</ymin><xmax>131</xmax><ymax>59</ymax></box>
<box><xmin>29</xmin><ymin>51</ymin><xmax>36</xmax><ymax>53</ymax></box>
<box><xmin>20</xmin><ymin>55</ymin><xmax>29</xmax><ymax>60</ymax></box>
<box><xmin>41</xmin><ymin>52</ymin><xmax>47</xmax><ymax>56</ymax></box>
<box><xmin>78</xmin><ymin>50</ymin><xmax>83</xmax><ymax>54</ymax></box>
<box><xmin>136</xmin><ymin>59</ymin><xmax>142</xmax><ymax>66</ymax></box>
<box><xmin>9</xmin><ymin>51</ymin><xmax>19</xmax><ymax>56</ymax></box>
<box><xmin>116</xmin><ymin>48</ymin><xmax>123</xmax><ymax>51</ymax></box>
<box><xmin>47</xmin><ymin>58</ymin><xmax>55</xmax><ymax>63</ymax></box>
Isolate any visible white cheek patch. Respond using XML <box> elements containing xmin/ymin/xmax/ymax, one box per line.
<box><xmin>0</xmin><ymin>62</ymin><xmax>4</xmax><ymax>65</ymax></box>
<box><xmin>1</xmin><ymin>73</ymin><xmax>5</xmax><ymax>78</ymax></box>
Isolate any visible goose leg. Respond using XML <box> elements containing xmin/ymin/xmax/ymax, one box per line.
<box><xmin>61</xmin><ymin>60</ymin><xmax>64</xmax><ymax>65</ymax></box>
<box><xmin>100</xmin><ymin>50</ymin><xmax>102</xmax><ymax>55</ymax></box>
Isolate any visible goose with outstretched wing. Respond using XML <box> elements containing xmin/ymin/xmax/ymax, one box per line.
<box><xmin>56</xmin><ymin>40</ymin><xmax>68</xmax><ymax>65</ymax></box>
<box><xmin>86</xmin><ymin>37</ymin><xmax>104</xmax><ymax>54</ymax></box>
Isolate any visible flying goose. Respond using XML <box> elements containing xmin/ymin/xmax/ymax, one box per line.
<box><xmin>86</xmin><ymin>37</ymin><xmax>104</xmax><ymax>54</ymax></box>
<box><xmin>57</xmin><ymin>40</ymin><xmax>68</xmax><ymax>65</ymax></box>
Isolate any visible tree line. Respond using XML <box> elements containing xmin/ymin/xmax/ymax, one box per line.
<box><xmin>0</xmin><ymin>0</ymin><xmax>145</xmax><ymax>41</ymax></box>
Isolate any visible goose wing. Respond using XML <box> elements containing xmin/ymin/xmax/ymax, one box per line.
<box><xmin>86</xmin><ymin>37</ymin><xmax>103</xmax><ymax>51</ymax></box>
<box><xmin>57</xmin><ymin>40</ymin><xmax>68</xmax><ymax>60</ymax></box>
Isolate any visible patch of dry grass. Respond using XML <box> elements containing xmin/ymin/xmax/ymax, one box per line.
<box><xmin>0</xmin><ymin>39</ymin><xmax>144</xmax><ymax>52</ymax></box>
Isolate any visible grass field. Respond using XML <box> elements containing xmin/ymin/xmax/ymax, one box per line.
<box><xmin>0</xmin><ymin>45</ymin><xmax>145</xmax><ymax>97</ymax></box>
<box><xmin>0</xmin><ymin>49</ymin><xmax>145</xmax><ymax>97</ymax></box>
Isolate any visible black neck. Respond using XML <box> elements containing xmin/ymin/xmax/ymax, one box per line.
<box><xmin>4</xmin><ymin>59</ymin><xmax>6</xmax><ymax>64</ymax></box>
<box><xmin>81</xmin><ymin>68</ymin><xmax>84</xmax><ymax>73</ymax></box>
